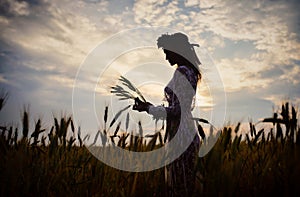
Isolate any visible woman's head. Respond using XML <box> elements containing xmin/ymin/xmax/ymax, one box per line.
<box><xmin>157</xmin><ymin>32</ymin><xmax>201</xmax><ymax>79</ymax></box>
<box><xmin>157</xmin><ymin>32</ymin><xmax>201</xmax><ymax>66</ymax></box>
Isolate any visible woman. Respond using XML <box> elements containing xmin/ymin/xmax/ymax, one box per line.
<box><xmin>133</xmin><ymin>32</ymin><xmax>201</xmax><ymax>196</ymax></box>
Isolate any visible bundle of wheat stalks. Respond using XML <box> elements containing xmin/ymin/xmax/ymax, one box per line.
<box><xmin>110</xmin><ymin>76</ymin><xmax>146</xmax><ymax>102</ymax></box>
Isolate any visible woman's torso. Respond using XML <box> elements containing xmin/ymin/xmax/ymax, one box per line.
<box><xmin>164</xmin><ymin>65</ymin><xmax>198</xmax><ymax>141</ymax></box>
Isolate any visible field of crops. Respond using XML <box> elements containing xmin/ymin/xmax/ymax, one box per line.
<box><xmin>0</xmin><ymin>101</ymin><xmax>299</xmax><ymax>196</ymax></box>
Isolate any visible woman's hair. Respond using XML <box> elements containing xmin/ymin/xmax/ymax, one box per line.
<box><xmin>157</xmin><ymin>32</ymin><xmax>201</xmax><ymax>80</ymax></box>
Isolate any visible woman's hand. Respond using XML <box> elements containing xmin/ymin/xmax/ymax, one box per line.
<box><xmin>132</xmin><ymin>97</ymin><xmax>152</xmax><ymax>112</ymax></box>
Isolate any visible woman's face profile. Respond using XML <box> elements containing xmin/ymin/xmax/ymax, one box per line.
<box><xmin>164</xmin><ymin>49</ymin><xmax>180</xmax><ymax>66</ymax></box>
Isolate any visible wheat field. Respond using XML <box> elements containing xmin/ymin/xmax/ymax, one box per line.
<box><xmin>0</xmin><ymin>101</ymin><xmax>299</xmax><ymax>196</ymax></box>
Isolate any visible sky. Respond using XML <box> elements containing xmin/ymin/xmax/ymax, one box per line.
<box><xmin>0</xmin><ymin>0</ymin><xmax>300</xmax><ymax>136</ymax></box>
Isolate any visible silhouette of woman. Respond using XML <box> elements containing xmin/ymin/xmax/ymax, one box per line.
<box><xmin>133</xmin><ymin>32</ymin><xmax>201</xmax><ymax>196</ymax></box>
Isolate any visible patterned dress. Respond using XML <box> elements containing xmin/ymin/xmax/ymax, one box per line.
<box><xmin>149</xmin><ymin>65</ymin><xmax>200</xmax><ymax>196</ymax></box>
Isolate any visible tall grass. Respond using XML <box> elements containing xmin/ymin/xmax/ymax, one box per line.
<box><xmin>0</xmin><ymin>101</ymin><xmax>299</xmax><ymax>196</ymax></box>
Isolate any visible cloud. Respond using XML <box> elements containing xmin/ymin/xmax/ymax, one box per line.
<box><xmin>133</xmin><ymin>0</ymin><xmax>179</xmax><ymax>26</ymax></box>
<box><xmin>216</xmin><ymin>57</ymin><xmax>270</xmax><ymax>92</ymax></box>
<box><xmin>197</xmin><ymin>0</ymin><xmax>300</xmax><ymax>64</ymax></box>
<box><xmin>0</xmin><ymin>0</ymin><xmax>30</xmax><ymax>16</ymax></box>
<box><xmin>0</xmin><ymin>0</ymin><xmax>117</xmax><ymax>88</ymax></box>
<box><xmin>258</xmin><ymin>66</ymin><xmax>284</xmax><ymax>79</ymax></box>
<box><xmin>185</xmin><ymin>0</ymin><xmax>200</xmax><ymax>7</ymax></box>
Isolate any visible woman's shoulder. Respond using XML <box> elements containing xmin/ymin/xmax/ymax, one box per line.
<box><xmin>176</xmin><ymin>65</ymin><xmax>196</xmax><ymax>77</ymax></box>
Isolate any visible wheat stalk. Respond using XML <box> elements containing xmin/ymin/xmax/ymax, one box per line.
<box><xmin>111</xmin><ymin>75</ymin><xmax>146</xmax><ymax>102</ymax></box>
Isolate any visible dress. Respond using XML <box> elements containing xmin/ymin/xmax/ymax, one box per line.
<box><xmin>149</xmin><ymin>65</ymin><xmax>200</xmax><ymax>196</ymax></box>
